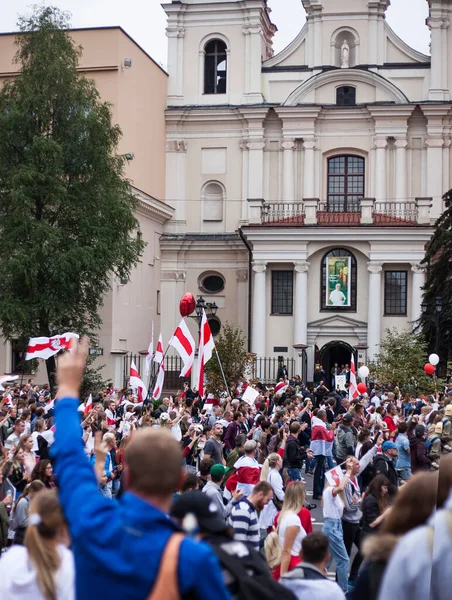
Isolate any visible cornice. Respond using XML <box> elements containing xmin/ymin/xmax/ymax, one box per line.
<box><xmin>132</xmin><ymin>187</ymin><xmax>174</xmax><ymax>224</ymax></box>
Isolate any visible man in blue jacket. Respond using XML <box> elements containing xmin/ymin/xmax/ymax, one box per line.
<box><xmin>52</xmin><ymin>337</ymin><xmax>230</xmax><ymax>600</ymax></box>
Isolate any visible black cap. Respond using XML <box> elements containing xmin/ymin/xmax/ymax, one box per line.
<box><xmin>342</xmin><ymin>412</ymin><xmax>354</xmax><ymax>423</ymax></box>
<box><xmin>170</xmin><ymin>491</ymin><xmax>227</xmax><ymax>534</ymax></box>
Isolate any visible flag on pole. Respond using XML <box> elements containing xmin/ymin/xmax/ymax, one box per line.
<box><xmin>0</xmin><ymin>374</ymin><xmax>19</xmax><ymax>393</ymax></box>
<box><xmin>349</xmin><ymin>354</ymin><xmax>359</xmax><ymax>400</ymax></box>
<box><xmin>26</xmin><ymin>333</ymin><xmax>79</xmax><ymax>361</ymax></box>
<box><xmin>170</xmin><ymin>319</ymin><xmax>196</xmax><ymax>377</ymax></box>
<box><xmin>153</xmin><ymin>362</ymin><xmax>165</xmax><ymax>400</ymax></box>
<box><xmin>325</xmin><ymin>465</ymin><xmax>345</xmax><ymax>488</ymax></box>
<box><xmin>195</xmin><ymin>310</ymin><xmax>215</xmax><ymax>397</ymax></box>
<box><xmin>144</xmin><ymin>322</ymin><xmax>154</xmax><ymax>380</ymax></box>
<box><xmin>130</xmin><ymin>361</ymin><xmax>147</xmax><ymax>403</ymax></box>
<box><xmin>154</xmin><ymin>333</ymin><xmax>164</xmax><ymax>365</ymax></box>
<box><xmin>83</xmin><ymin>393</ymin><xmax>93</xmax><ymax>415</ymax></box>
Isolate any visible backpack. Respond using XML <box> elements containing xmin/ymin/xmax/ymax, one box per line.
<box><xmin>425</xmin><ymin>436</ymin><xmax>439</xmax><ymax>457</ymax></box>
<box><xmin>264</xmin><ymin>525</ymin><xmax>282</xmax><ymax>569</ymax></box>
<box><xmin>215</xmin><ymin>541</ymin><xmax>296</xmax><ymax>600</ymax></box>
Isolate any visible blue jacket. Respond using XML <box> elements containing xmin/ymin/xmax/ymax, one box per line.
<box><xmin>52</xmin><ymin>397</ymin><xmax>231</xmax><ymax>600</ymax></box>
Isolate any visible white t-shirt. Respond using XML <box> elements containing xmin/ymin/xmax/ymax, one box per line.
<box><xmin>322</xmin><ymin>486</ymin><xmax>345</xmax><ymax>520</ymax></box>
<box><xmin>278</xmin><ymin>513</ymin><xmax>306</xmax><ymax>556</ymax></box>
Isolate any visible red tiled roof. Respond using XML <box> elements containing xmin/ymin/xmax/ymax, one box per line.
<box><xmin>261</xmin><ymin>211</ymin><xmax>418</xmax><ymax>227</ymax></box>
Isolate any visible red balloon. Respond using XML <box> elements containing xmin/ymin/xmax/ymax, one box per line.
<box><xmin>357</xmin><ymin>382</ymin><xmax>367</xmax><ymax>394</ymax></box>
<box><xmin>179</xmin><ymin>293</ymin><xmax>196</xmax><ymax>317</ymax></box>
<box><xmin>424</xmin><ymin>363</ymin><xmax>435</xmax><ymax>375</ymax></box>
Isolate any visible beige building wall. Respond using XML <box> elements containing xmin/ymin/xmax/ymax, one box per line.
<box><xmin>0</xmin><ymin>28</ymin><xmax>171</xmax><ymax>385</ymax></box>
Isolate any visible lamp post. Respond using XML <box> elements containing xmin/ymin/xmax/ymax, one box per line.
<box><xmin>188</xmin><ymin>296</ymin><xmax>218</xmax><ymax>333</ymax></box>
<box><xmin>435</xmin><ymin>296</ymin><xmax>443</xmax><ymax>356</ymax></box>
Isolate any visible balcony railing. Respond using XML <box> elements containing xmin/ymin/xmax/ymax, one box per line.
<box><xmin>257</xmin><ymin>198</ymin><xmax>431</xmax><ymax>227</ymax></box>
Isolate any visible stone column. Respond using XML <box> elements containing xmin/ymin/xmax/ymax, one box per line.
<box><xmin>428</xmin><ymin>17</ymin><xmax>444</xmax><ymax>100</ymax></box>
<box><xmin>411</xmin><ymin>264</ymin><xmax>425</xmax><ymax>325</ymax></box>
<box><xmin>303</xmin><ymin>140</ymin><xmax>316</xmax><ymax>199</ymax></box>
<box><xmin>394</xmin><ymin>138</ymin><xmax>408</xmax><ymax>202</ymax></box>
<box><xmin>248</xmin><ymin>141</ymin><xmax>265</xmax><ymax>201</ymax></box>
<box><xmin>282</xmin><ymin>139</ymin><xmax>296</xmax><ymax>203</ymax></box>
<box><xmin>367</xmin><ymin>262</ymin><xmax>383</xmax><ymax>359</ymax></box>
<box><xmin>240</xmin><ymin>139</ymin><xmax>250</xmax><ymax>222</ymax></box>
<box><xmin>166</xmin><ymin>28</ymin><xmax>185</xmax><ymax>104</ymax></box>
<box><xmin>426</xmin><ymin>137</ymin><xmax>444</xmax><ymax>219</ymax></box>
<box><xmin>252</xmin><ymin>263</ymin><xmax>267</xmax><ymax>356</ymax></box>
<box><xmin>374</xmin><ymin>139</ymin><xmax>387</xmax><ymax>202</ymax></box>
<box><xmin>294</xmin><ymin>262</ymin><xmax>310</xmax><ymax>347</ymax></box>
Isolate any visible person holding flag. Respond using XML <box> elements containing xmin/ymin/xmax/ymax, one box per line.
<box><xmin>130</xmin><ymin>361</ymin><xmax>147</xmax><ymax>403</ymax></box>
<box><xmin>349</xmin><ymin>355</ymin><xmax>359</xmax><ymax>401</ymax></box>
<box><xmin>195</xmin><ymin>310</ymin><xmax>216</xmax><ymax>398</ymax></box>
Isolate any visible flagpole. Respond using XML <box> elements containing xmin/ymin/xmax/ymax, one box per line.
<box><xmin>214</xmin><ymin>347</ymin><xmax>229</xmax><ymax>395</ymax></box>
<box><xmin>148</xmin><ymin>338</ymin><xmax>173</xmax><ymax>400</ymax></box>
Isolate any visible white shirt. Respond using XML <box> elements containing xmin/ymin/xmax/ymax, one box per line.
<box><xmin>259</xmin><ymin>468</ymin><xmax>285</xmax><ymax>528</ymax></box>
<box><xmin>0</xmin><ymin>544</ymin><xmax>74</xmax><ymax>600</ymax></box>
<box><xmin>322</xmin><ymin>486</ymin><xmax>345</xmax><ymax>520</ymax></box>
<box><xmin>329</xmin><ymin>289</ymin><xmax>345</xmax><ymax>305</ymax></box>
<box><xmin>279</xmin><ymin>513</ymin><xmax>306</xmax><ymax>556</ymax></box>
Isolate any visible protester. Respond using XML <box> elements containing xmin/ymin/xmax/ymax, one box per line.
<box><xmin>11</xmin><ymin>480</ymin><xmax>45</xmax><ymax>545</ymax></box>
<box><xmin>259</xmin><ymin>452</ymin><xmax>284</xmax><ymax>535</ymax></box>
<box><xmin>361</xmin><ymin>475</ymin><xmax>391</xmax><ymax>537</ymax></box>
<box><xmin>229</xmin><ymin>480</ymin><xmax>273</xmax><ymax>550</ymax></box>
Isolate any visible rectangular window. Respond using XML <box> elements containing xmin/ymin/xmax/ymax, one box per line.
<box><xmin>11</xmin><ymin>340</ymin><xmax>32</xmax><ymax>373</ymax></box>
<box><xmin>384</xmin><ymin>271</ymin><xmax>407</xmax><ymax>315</ymax></box>
<box><xmin>271</xmin><ymin>271</ymin><xmax>293</xmax><ymax>315</ymax></box>
<box><xmin>157</xmin><ymin>290</ymin><xmax>161</xmax><ymax>315</ymax></box>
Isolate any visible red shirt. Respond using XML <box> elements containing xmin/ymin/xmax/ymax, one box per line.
<box><xmin>274</xmin><ymin>507</ymin><xmax>313</xmax><ymax>534</ymax></box>
<box><xmin>383</xmin><ymin>415</ymin><xmax>397</xmax><ymax>433</ymax></box>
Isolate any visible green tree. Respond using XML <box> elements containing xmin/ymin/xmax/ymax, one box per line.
<box><xmin>205</xmin><ymin>322</ymin><xmax>253</xmax><ymax>394</ymax></box>
<box><xmin>0</xmin><ymin>7</ymin><xmax>144</xmax><ymax>388</ymax></box>
<box><xmin>420</xmin><ymin>188</ymin><xmax>452</xmax><ymax>371</ymax></box>
<box><xmin>369</xmin><ymin>328</ymin><xmax>440</xmax><ymax>395</ymax></box>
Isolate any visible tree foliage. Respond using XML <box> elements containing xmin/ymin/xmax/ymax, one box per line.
<box><xmin>0</xmin><ymin>7</ymin><xmax>145</xmax><ymax>386</ymax></box>
<box><xmin>420</xmin><ymin>188</ymin><xmax>452</xmax><ymax>370</ymax></box>
<box><xmin>205</xmin><ymin>322</ymin><xmax>253</xmax><ymax>394</ymax></box>
<box><xmin>369</xmin><ymin>328</ymin><xmax>441</xmax><ymax>395</ymax></box>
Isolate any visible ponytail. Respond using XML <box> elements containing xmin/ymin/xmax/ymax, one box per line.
<box><xmin>25</xmin><ymin>490</ymin><xmax>66</xmax><ymax>600</ymax></box>
<box><xmin>261</xmin><ymin>452</ymin><xmax>281</xmax><ymax>482</ymax></box>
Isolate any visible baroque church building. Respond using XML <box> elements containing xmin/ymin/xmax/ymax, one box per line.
<box><xmin>160</xmin><ymin>0</ymin><xmax>452</xmax><ymax>382</ymax></box>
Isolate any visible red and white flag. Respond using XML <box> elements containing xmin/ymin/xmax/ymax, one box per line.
<box><xmin>170</xmin><ymin>319</ymin><xmax>196</xmax><ymax>377</ymax></box>
<box><xmin>154</xmin><ymin>333</ymin><xmax>164</xmax><ymax>365</ymax></box>
<box><xmin>144</xmin><ymin>322</ymin><xmax>154</xmax><ymax>380</ymax></box>
<box><xmin>130</xmin><ymin>361</ymin><xmax>147</xmax><ymax>403</ymax></box>
<box><xmin>195</xmin><ymin>310</ymin><xmax>215</xmax><ymax>397</ymax></box>
<box><xmin>349</xmin><ymin>354</ymin><xmax>359</xmax><ymax>400</ymax></box>
<box><xmin>44</xmin><ymin>399</ymin><xmax>55</xmax><ymax>414</ymax></box>
<box><xmin>0</xmin><ymin>374</ymin><xmax>19</xmax><ymax>393</ymax></box>
<box><xmin>275</xmin><ymin>380</ymin><xmax>288</xmax><ymax>395</ymax></box>
<box><xmin>26</xmin><ymin>333</ymin><xmax>79</xmax><ymax>361</ymax></box>
<box><xmin>152</xmin><ymin>361</ymin><xmax>165</xmax><ymax>400</ymax></box>
<box><xmin>83</xmin><ymin>393</ymin><xmax>93</xmax><ymax>415</ymax></box>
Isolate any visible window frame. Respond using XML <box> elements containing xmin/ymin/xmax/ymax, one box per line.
<box><xmin>320</xmin><ymin>248</ymin><xmax>358</xmax><ymax>312</ymax></box>
<box><xmin>204</xmin><ymin>39</ymin><xmax>227</xmax><ymax>95</ymax></box>
<box><xmin>336</xmin><ymin>86</ymin><xmax>357</xmax><ymax>106</ymax></box>
<box><xmin>327</xmin><ymin>155</ymin><xmax>365</xmax><ymax>213</ymax></box>
<box><xmin>271</xmin><ymin>270</ymin><xmax>294</xmax><ymax>316</ymax></box>
<box><xmin>384</xmin><ymin>271</ymin><xmax>408</xmax><ymax>316</ymax></box>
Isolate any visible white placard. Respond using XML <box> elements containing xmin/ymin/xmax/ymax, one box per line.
<box><xmin>242</xmin><ymin>386</ymin><xmax>259</xmax><ymax>405</ymax></box>
<box><xmin>335</xmin><ymin>375</ymin><xmax>347</xmax><ymax>391</ymax></box>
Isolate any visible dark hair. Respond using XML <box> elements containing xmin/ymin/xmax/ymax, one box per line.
<box><xmin>358</xmin><ymin>428</ymin><xmax>371</xmax><ymax>443</ymax></box>
<box><xmin>261</xmin><ymin>420</ymin><xmax>271</xmax><ymax>431</ymax></box>
<box><xmin>366</xmin><ymin>474</ymin><xmax>390</xmax><ymax>513</ymax></box>
<box><xmin>199</xmin><ymin>458</ymin><xmax>215</xmax><ymax>477</ymax></box>
<box><xmin>397</xmin><ymin>421</ymin><xmax>408</xmax><ymax>434</ymax></box>
<box><xmin>181</xmin><ymin>473</ymin><xmax>200</xmax><ymax>492</ymax></box>
<box><xmin>235</xmin><ymin>434</ymin><xmax>247</xmax><ymax>448</ymax></box>
<box><xmin>301</xmin><ymin>532</ymin><xmax>330</xmax><ymax>564</ymax></box>
<box><xmin>359</xmin><ymin>440</ymin><xmax>373</xmax><ymax>460</ymax></box>
<box><xmin>31</xmin><ymin>460</ymin><xmax>53</xmax><ymax>486</ymax></box>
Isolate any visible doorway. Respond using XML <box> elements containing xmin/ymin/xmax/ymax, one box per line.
<box><xmin>320</xmin><ymin>341</ymin><xmax>356</xmax><ymax>389</ymax></box>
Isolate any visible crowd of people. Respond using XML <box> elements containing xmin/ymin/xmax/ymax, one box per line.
<box><xmin>0</xmin><ymin>345</ymin><xmax>451</xmax><ymax>600</ymax></box>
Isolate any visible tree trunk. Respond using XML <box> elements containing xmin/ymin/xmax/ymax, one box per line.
<box><xmin>46</xmin><ymin>355</ymin><xmax>57</xmax><ymax>394</ymax></box>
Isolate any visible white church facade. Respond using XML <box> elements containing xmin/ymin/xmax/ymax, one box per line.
<box><xmin>161</xmin><ymin>0</ymin><xmax>452</xmax><ymax>382</ymax></box>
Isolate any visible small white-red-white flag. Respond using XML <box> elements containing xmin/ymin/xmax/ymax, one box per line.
<box><xmin>44</xmin><ymin>399</ymin><xmax>55</xmax><ymax>414</ymax></box>
<box><xmin>275</xmin><ymin>380</ymin><xmax>288</xmax><ymax>395</ymax></box>
<box><xmin>325</xmin><ymin>465</ymin><xmax>345</xmax><ymax>488</ymax></box>
<box><xmin>170</xmin><ymin>319</ymin><xmax>196</xmax><ymax>377</ymax></box>
<box><xmin>26</xmin><ymin>333</ymin><xmax>79</xmax><ymax>361</ymax></box>
<box><xmin>83</xmin><ymin>393</ymin><xmax>93</xmax><ymax>415</ymax></box>
<box><xmin>152</xmin><ymin>362</ymin><xmax>165</xmax><ymax>400</ymax></box>
<box><xmin>144</xmin><ymin>321</ymin><xmax>154</xmax><ymax>380</ymax></box>
<box><xmin>0</xmin><ymin>374</ymin><xmax>19</xmax><ymax>392</ymax></box>
<box><xmin>154</xmin><ymin>333</ymin><xmax>164</xmax><ymax>365</ymax></box>
<box><xmin>130</xmin><ymin>361</ymin><xmax>147</xmax><ymax>403</ymax></box>
<box><xmin>349</xmin><ymin>354</ymin><xmax>359</xmax><ymax>400</ymax></box>
<box><xmin>195</xmin><ymin>310</ymin><xmax>215</xmax><ymax>397</ymax></box>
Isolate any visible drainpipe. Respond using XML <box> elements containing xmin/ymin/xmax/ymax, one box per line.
<box><xmin>239</xmin><ymin>228</ymin><xmax>252</xmax><ymax>352</ymax></box>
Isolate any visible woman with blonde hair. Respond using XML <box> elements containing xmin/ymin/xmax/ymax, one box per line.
<box><xmin>259</xmin><ymin>452</ymin><xmax>284</xmax><ymax>536</ymax></box>
<box><xmin>273</xmin><ymin>480</ymin><xmax>307</xmax><ymax>580</ymax></box>
<box><xmin>17</xmin><ymin>434</ymin><xmax>37</xmax><ymax>481</ymax></box>
<box><xmin>0</xmin><ymin>489</ymin><xmax>74</xmax><ymax>599</ymax></box>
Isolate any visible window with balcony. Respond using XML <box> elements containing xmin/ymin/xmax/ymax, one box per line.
<box><xmin>384</xmin><ymin>271</ymin><xmax>407</xmax><ymax>315</ymax></box>
<box><xmin>204</xmin><ymin>39</ymin><xmax>227</xmax><ymax>95</ymax></box>
<box><xmin>271</xmin><ymin>271</ymin><xmax>293</xmax><ymax>315</ymax></box>
<box><xmin>327</xmin><ymin>155</ymin><xmax>364</xmax><ymax>212</ymax></box>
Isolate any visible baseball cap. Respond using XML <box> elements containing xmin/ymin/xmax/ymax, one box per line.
<box><xmin>382</xmin><ymin>441</ymin><xmax>397</xmax><ymax>451</ymax></box>
<box><xmin>170</xmin><ymin>491</ymin><xmax>227</xmax><ymax>534</ymax></box>
<box><xmin>210</xmin><ymin>464</ymin><xmax>227</xmax><ymax>479</ymax></box>
<box><xmin>342</xmin><ymin>413</ymin><xmax>354</xmax><ymax>423</ymax></box>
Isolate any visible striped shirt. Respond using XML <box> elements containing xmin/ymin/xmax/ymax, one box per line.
<box><xmin>229</xmin><ymin>498</ymin><xmax>260</xmax><ymax>550</ymax></box>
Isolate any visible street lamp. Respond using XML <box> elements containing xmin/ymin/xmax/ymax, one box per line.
<box><xmin>188</xmin><ymin>296</ymin><xmax>218</xmax><ymax>332</ymax></box>
<box><xmin>435</xmin><ymin>296</ymin><xmax>443</xmax><ymax>356</ymax></box>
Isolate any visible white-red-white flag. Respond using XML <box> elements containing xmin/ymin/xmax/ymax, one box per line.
<box><xmin>349</xmin><ymin>354</ymin><xmax>359</xmax><ymax>400</ymax></box>
<box><xmin>152</xmin><ymin>362</ymin><xmax>165</xmax><ymax>400</ymax></box>
<box><xmin>26</xmin><ymin>333</ymin><xmax>79</xmax><ymax>361</ymax></box>
<box><xmin>195</xmin><ymin>310</ymin><xmax>215</xmax><ymax>397</ymax></box>
<box><xmin>275</xmin><ymin>381</ymin><xmax>288</xmax><ymax>395</ymax></box>
<box><xmin>0</xmin><ymin>374</ymin><xmax>19</xmax><ymax>393</ymax></box>
<box><xmin>170</xmin><ymin>319</ymin><xmax>196</xmax><ymax>377</ymax></box>
<box><xmin>144</xmin><ymin>322</ymin><xmax>154</xmax><ymax>380</ymax></box>
<box><xmin>154</xmin><ymin>333</ymin><xmax>164</xmax><ymax>365</ymax></box>
<box><xmin>83</xmin><ymin>393</ymin><xmax>93</xmax><ymax>415</ymax></box>
<box><xmin>130</xmin><ymin>361</ymin><xmax>147</xmax><ymax>403</ymax></box>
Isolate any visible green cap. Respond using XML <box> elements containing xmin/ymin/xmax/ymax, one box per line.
<box><xmin>210</xmin><ymin>464</ymin><xmax>227</xmax><ymax>479</ymax></box>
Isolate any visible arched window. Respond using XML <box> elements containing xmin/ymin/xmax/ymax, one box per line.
<box><xmin>202</xmin><ymin>181</ymin><xmax>224</xmax><ymax>221</ymax></box>
<box><xmin>336</xmin><ymin>86</ymin><xmax>356</xmax><ymax>106</ymax></box>
<box><xmin>321</xmin><ymin>248</ymin><xmax>357</xmax><ymax>312</ymax></box>
<box><xmin>327</xmin><ymin>155</ymin><xmax>364</xmax><ymax>212</ymax></box>
<box><xmin>204</xmin><ymin>39</ymin><xmax>227</xmax><ymax>95</ymax></box>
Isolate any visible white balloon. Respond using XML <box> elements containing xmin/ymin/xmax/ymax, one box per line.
<box><xmin>358</xmin><ymin>365</ymin><xmax>370</xmax><ymax>378</ymax></box>
<box><xmin>429</xmin><ymin>353</ymin><xmax>440</xmax><ymax>366</ymax></box>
